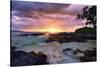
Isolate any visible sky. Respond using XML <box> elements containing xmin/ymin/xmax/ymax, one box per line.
<box><xmin>11</xmin><ymin>0</ymin><xmax>91</xmax><ymax>33</ymax></box>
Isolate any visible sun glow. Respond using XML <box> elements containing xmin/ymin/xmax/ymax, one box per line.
<box><xmin>21</xmin><ymin>26</ymin><xmax>82</xmax><ymax>33</ymax></box>
<box><xmin>40</xmin><ymin>28</ymin><xmax>63</xmax><ymax>34</ymax></box>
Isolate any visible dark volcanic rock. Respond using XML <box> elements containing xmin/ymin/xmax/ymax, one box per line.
<box><xmin>46</xmin><ymin>32</ymin><xmax>91</xmax><ymax>43</ymax></box>
<box><xmin>80</xmin><ymin>48</ymin><xmax>96</xmax><ymax>62</ymax></box>
<box><xmin>63</xmin><ymin>48</ymin><xmax>73</xmax><ymax>53</ymax></box>
<box><xmin>62</xmin><ymin>48</ymin><xmax>73</xmax><ymax>55</ymax></box>
<box><xmin>46</xmin><ymin>30</ymin><xmax>96</xmax><ymax>43</ymax></box>
<box><xmin>11</xmin><ymin>46</ymin><xmax>49</xmax><ymax>66</ymax></box>
<box><xmin>73</xmin><ymin>49</ymin><xmax>84</xmax><ymax>55</ymax></box>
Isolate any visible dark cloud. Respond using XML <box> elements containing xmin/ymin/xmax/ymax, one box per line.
<box><xmin>11</xmin><ymin>1</ymin><xmax>70</xmax><ymax>13</ymax></box>
<box><xmin>11</xmin><ymin>0</ymin><xmax>91</xmax><ymax>32</ymax></box>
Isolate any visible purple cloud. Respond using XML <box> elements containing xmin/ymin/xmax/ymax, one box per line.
<box><xmin>11</xmin><ymin>0</ymin><xmax>92</xmax><ymax>32</ymax></box>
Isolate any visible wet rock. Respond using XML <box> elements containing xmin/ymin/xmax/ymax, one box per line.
<box><xmin>11</xmin><ymin>46</ymin><xmax>49</xmax><ymax>66</ymax></box>
<box><xmin>75</xmin><ymin>39</ymin><xmax>86</xmax><ymax>42</ymax></box>
<box><xmin>63</xmin><ymin>48</ymin><xmax>73</xmax><ymax>53</ymax></box>
<box><xmin>62</xmin><ymin>48</ymin><xmax>73</xmax><ymax>55</ymax></box>
<box><xmin>73</xmin><ymin>49</ymin><xmax>83</xmax><ymax>55</ymax></box>
<box><xmin>35</xmin><ymin>52</ymin><xmax>48</xmax><ymax>65</ymax></box>
<box><xmin>80</xmin><ymin>48</ymin><xmax>96</xmax><ymax>62</ymax></box>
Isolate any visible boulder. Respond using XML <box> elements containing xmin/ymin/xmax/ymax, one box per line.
<box><xmin>80</xmin><ymin>48</ymin><xmax>96</xmax><ymax>62</ymax></box>
<box><xmin>11</xmin><ymin>46</ymin><xmax>49</xmax><ymax>66</ymax></box>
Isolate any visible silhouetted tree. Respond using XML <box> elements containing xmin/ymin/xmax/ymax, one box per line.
<box><xmin>76</xmin><ymin>6</ymin><xmax>96</xmax><ymax>28</ymax></box>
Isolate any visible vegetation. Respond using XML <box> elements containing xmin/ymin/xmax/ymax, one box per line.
<box><xmin>75</xmin><ymin>27</ymin><xmax>96</xmax><ymax>34</ymax></box>
<box><xmin>76</xmin><ymin>6</ymin><xmax>96</xmax><ymax>28</ymax></box>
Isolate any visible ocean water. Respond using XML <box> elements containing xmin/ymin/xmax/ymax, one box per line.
<box><xmin>11</xmin><ymin>35</ymin><xmax>96</xmax><ymax>64</ymax></box>
<box><xmin>11</xmin><ymin>35</ymin><xmax>46</xmax><ymax>47</ymax></box>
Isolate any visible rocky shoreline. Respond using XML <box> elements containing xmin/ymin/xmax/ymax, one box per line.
<box><xmin>11</xmin><ymin>46</ymin><xmax>49</xmax><ymax>66</ymax></box>
<box><xmin>11</xmin><ymin>45</ymin><xmax>96</xmax><ymax>66</ymax></box>
<box><xmin>45</xmin><ymin>32</ymin><xmax>96</xmax><ymax>43</ymax></box>
<box><xmin>62</xmin><ymin>48</ymin><xmax>96</xmax><ymax>62</ymax></box>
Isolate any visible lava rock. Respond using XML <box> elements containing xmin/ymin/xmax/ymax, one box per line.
<box><xmin>63</xmin><ymin>48</ymin><xmax>73</xmax><ymax>53</ymax></box>
<box><xmin>73</xmin><ymin>49</ymin><xmax>83</xmax><ymax>55</ymax></box>
<box><xmin>80</xmin><ymin>48</ymin><xmax>96</xmax><ymax>62</ymax></box>
<box><xmin>11</xmin><ymin>46</ymin><xmax>49</xmax><ymax>66</ymax></box>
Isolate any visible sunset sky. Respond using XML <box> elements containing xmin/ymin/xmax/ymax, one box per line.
<box><xmin>11</xmin><ymin>0</ymin><xmax>91</xmax><ymax>33</ymax></box>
